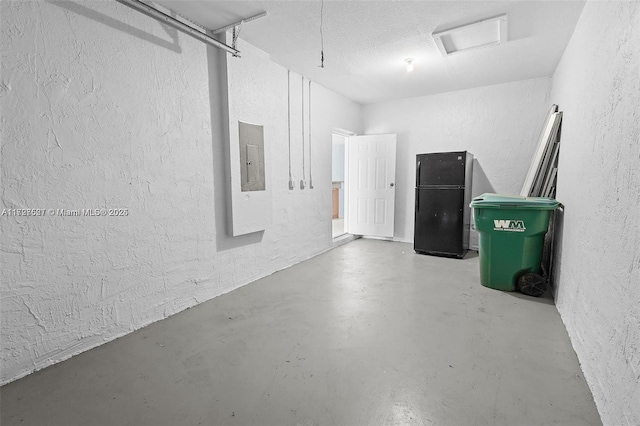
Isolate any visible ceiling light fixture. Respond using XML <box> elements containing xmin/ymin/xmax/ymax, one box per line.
<box><xmin>405</xmin><ymin>58</ymin><xmax>414</xmax><ymax>72</ymax></box>
<box><xmin>432</xmin><ymin>14</ymin><xmax>508</xmax><ymax>57</ymax></box>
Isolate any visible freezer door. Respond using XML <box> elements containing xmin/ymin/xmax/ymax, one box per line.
<box><xmin>414</xmin><ymin>188</ymin><xmax>465</xmax><ymax>256</ymax></box>
<box><xmin>416</xmin><ymin>152</ymin><xmax>467</xmax><ymax>187</ymax></box>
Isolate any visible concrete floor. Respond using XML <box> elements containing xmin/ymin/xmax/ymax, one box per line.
<box><xmin>1</xmin><ymin>239</ymin><xmax>600</xmax><ymax>426</ymax></box>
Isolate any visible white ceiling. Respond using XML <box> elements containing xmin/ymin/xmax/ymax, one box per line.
<box><xmin>158</xmin><ymin>1</ymin><xmax>585</xmax><ymax>105</ymax></box>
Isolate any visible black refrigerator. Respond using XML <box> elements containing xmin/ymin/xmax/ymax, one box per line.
<box><xmin>414</xmin><ymin>151</ymin><xmax>473</xmax><ymax>258</ymax></box>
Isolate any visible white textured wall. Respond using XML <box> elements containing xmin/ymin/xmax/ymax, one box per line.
<box><xmin>0</xmin><ymin>0</ymin><xmax>362</xmax><ymax>384</ymax></box>
<box><xmin>550</xmin><ymin>1</ymin><xmax>640</xmax><ymax>424</ymax></box>
<box><xmin>362</xmin><ymin>78</ymin><xmax>551</xmax><ymax>246</ymax></box>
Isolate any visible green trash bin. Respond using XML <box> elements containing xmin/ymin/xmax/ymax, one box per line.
<box><xmin>470</xmin><ymin>194</ymin><xmax>560</xmax><ymax>292</ymax></box>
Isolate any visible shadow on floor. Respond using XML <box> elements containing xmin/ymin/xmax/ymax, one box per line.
<box><xmin>506</xmin><ymin>288</ymin><xmax>556</xmax><ymax>305</ymax></box>
<box><xmin>463</xmin><ymin>250</ymin><xmax>479</xmax><ymax>260</ymax></box>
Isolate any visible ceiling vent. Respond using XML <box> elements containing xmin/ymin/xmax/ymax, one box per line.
<box><xmin>432</xmin><ymin>14</ymin><xmax>508</xmax><ymax>56</ymax></box>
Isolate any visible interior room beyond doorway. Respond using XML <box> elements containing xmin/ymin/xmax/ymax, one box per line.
<box><xmin>332</xmin><ymin>132</ymin><xmax>348</xmax><ymax>239</ymax></box>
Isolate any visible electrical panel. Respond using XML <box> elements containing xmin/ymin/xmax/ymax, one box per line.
<box><xmin>239</xmin><ymin>121</ymin><xmax>265</xmax><ymax>191</ymax></box>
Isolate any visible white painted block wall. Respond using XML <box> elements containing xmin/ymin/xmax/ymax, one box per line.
<box><xmin>362</xmin><ymin>77</ymin><xmax>552</xmax><ymax>248</ymax></box>
<box><xmin>550</xmin><ymin>1</ymin><xmax>640</xmax><ymax>424</ymax></box>
<box><xmin>0</xmin><ymin>0</ymin><xmax>361</xmax><ymax>384</ymax></box>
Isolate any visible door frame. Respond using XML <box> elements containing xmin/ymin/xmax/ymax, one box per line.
<box><xmin>332</xmin><ymin>128</ymin><xmax>356</xmax><ymax>240</ymax></box>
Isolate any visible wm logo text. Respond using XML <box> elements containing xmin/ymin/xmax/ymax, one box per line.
<box><xmin>493</xmin><ymin>220</ymin><xmax>526</xmax><ymax>232</ymax></box>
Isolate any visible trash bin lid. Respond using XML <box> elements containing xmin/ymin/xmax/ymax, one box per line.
<box><xmin>470</xmin><ymin>193</ymin><xmax>560</xmax><ymax>210</ymax></box>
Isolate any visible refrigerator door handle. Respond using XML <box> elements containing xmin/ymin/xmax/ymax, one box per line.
<box><xmin>416</xmin><ymin>160</ymin><xmax>421</xmax><ymax>187</ymax></box>
<box><xmin>416</xmin><ymin>190</ymin><xmax>419</xmax><ymax>212</ymax></box>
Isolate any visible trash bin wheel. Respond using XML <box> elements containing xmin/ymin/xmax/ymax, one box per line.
<box><xmin>517</xmin><ymin>273</ymin><xmax>547</xmax><ymax>297</ymax></box>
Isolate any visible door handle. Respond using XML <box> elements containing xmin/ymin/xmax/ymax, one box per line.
<box><xmin>416</xmin><ymin>161</ymin><xmax>421</xmax><ymax>187</ymax></box>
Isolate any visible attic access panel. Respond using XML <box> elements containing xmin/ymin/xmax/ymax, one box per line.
<box><xmin>239</xmin><ymin>121</ymin><xmax>265</xmax><ymax>192</ymax></box>
<box><xmin>432</xmin><ymin>14</ymin><xmax>508</xmax><ymax>56</ymax></box>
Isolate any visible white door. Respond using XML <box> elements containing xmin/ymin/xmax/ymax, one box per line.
<box><xmin>346</xmin><ymin>134</ymin><xmax>397</xmax><ymax>237</ymax></box>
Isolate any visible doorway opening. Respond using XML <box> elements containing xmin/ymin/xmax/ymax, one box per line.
<box><xmin>331</xmin><ymin>131</ymin><xmax>351</xmax><ymax>239</ymax></box>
